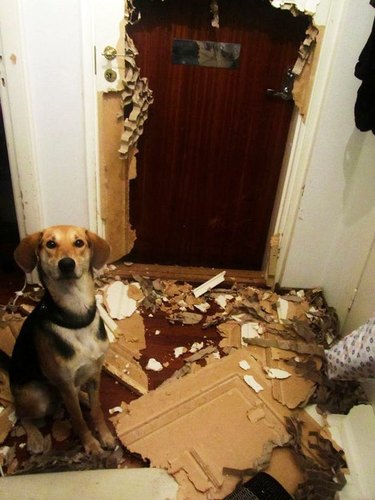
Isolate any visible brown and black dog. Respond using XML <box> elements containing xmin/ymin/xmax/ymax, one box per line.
<box><xmin>10</xmin><ymin>225</ymin><xmax>116</xmax><ymax>454</ymax></box>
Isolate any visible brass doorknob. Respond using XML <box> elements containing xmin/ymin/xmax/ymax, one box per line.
<box><xmin>103</xmin><ymin>46</ymin><xmax>117</xmax><ymax>60</ymax></box>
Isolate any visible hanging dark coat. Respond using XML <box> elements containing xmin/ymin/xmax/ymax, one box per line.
<box><xmin>354</xmin><ymin>17</ymin><xmax>375</xmax><ymax>134</ymax></box>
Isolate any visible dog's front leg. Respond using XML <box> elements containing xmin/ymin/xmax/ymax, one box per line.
<box><xmin>87</xmin><ymin>375</ymin><xmax>116</xmax><ymax>450</ymax></box>
<box><xmin>59</xmin><ymin>383</ymin><xmax>102</xmax><ymax>455</ymax></box>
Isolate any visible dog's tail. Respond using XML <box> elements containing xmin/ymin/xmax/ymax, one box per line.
<box><xmin>0</xmin><ymin>350</ymin><xmax>11</xmax><ymax>373</ymax></box>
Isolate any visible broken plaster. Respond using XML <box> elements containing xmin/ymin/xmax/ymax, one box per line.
<box><xmin>121</xmin><ymin>1</ymin><xmax>153</xmax><ymax>160</ymax></box>
<box><xmin>270</xmin><ymin>0</ymin><xmax>320</xmax><ymax>16</ymax></box>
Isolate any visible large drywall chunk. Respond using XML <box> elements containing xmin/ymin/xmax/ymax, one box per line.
<box><xmin>114</xmin><ymin>349</ymin><xmax>291</xmax><ymax>499</ymax></box>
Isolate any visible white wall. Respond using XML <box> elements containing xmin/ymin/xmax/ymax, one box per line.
<box><xmin>280</xmin><ymin>0</ymin><xmax>375</xmax><ymax>327</ymax></box>
<box><xmin>20</xmin><ymin>0</ymin><xmax>93</xmax><ymax>228</ymax></box>
<box><xmin>0</xmin><ymin>0</ymin><xmax>96</xmax><ymax>233</ymax></box>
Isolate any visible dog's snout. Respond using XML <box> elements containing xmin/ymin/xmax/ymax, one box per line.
<box><xmin>58</xmin><ymin>257</ymin><xmax>76</xmax><ymax>275</ymax></box>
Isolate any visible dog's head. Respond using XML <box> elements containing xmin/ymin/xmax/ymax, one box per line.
<box><xmin>14</xmin><ymin>225</ymin><xmax>111</xmax><ymax>280</ymax></box>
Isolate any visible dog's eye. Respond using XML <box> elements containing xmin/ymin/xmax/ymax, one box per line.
<box><xmin>74</xmin><ymin>239</ymin><xmax>85</xmax><ymax>248</ymax></box>
<box><xmin>46</xmin><ymin>240</ymin><xmax>56</xmax><ymax>249</ymax></box>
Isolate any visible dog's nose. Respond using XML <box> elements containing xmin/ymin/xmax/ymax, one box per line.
<box><xmin>58</xmin><ymin>257</ymin><xmax>76</xmax><ymax>274</ymax></box>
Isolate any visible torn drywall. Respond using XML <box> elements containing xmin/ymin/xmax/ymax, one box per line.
<box><xmin>113</xmin><ymin>349</ymin><xmax>292</xmax><ymax>499</ymax></box>
<box><xmin>270</xmin><ymin>0</ymin><xmax>320</xmax><ymax>16</ymax></box>
<box><xmin>121</xmin><ymin>1</ymin><xmax>153</xmax><ymax>160</ymax></box>
<box><xmin>98</xmin><ymin>92</ymin><xmax>136</xmax><ymax>261</ymax></box>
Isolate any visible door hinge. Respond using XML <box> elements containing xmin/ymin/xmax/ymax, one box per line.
<box><xmin>266</xmin><ymin>234</ymin><xmax>281</xmax><ymax>288</ymax></box>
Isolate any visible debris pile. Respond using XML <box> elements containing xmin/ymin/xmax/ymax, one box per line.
<box><xmin>0</xmin><ymin>267</ymin><xmax>367</xmax><ymax>497</ymax></box>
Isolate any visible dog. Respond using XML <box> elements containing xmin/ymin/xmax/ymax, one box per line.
<box><xmin>10</xmin><ymin>225</ymin><xmax>116</xmax><ymax>455</ymax></box>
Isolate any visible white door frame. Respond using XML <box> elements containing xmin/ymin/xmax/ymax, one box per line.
<box><xmin>271</xmin><ymin>0</ymin><xmax>345</xmax><ymax>283</ymax></box>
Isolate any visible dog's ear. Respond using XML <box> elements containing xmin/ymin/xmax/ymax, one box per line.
<box><xmin>14</xmin><ymin>232</ymin><xmax>43</xmax><ymax>273</ymax></box>
<box><xmin>86</xmin><ymin>231</ymin><xmax>111</xmax><ymax>269</ymax></box>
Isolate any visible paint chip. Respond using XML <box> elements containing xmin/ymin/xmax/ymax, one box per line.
<box><xmin>243</xmin><ymin>375</ymin><xmax>264</xmax><ymax>393</ymax></box>
<box><xmin>174</xmin><ymin>346</ymin><xmax>187</xmax><ymax>358</ymax></box>
<box><xmin>239</xmin><ymin>360</ymin><xmax>251</xmax><ymax>371</ymax></box>
<box><xmin>264</xmin><ymin>367</ymin><xmax>292</xmax><ymax>379</ymax></box>
<box><xmin>146</xmin><ymin>358</ymin><xmax>163</xmax><ymax>372</ymax></box>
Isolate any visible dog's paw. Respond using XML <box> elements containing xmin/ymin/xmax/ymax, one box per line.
<box><xmin>99</xmin><ymin>429</ymin><xmax>116</xmax><ymax>450</ymax></box>
<box><xmin>83</xmin><ymin>435</ymin><xmax>103</xmax><ymax>455</ymax></box>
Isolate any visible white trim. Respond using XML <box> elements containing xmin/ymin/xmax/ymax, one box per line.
<box><xmin>274</xmin><ymin>0</ymin><xmax>347</xmax><ymax>283</ymax></box>
<box><xmin>80</xmin><ymin>0</ymin><xmax>101</xmax><ymax>234</ymax></box>
<box><xmin>0</xmin><ymin>0</ymin><xmax>43</xmax><ymax>237</ymax></box>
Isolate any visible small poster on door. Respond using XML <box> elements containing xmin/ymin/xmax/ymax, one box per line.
<box><xmin>172</xmin><ymin>39</ymin><xmax>241</xmax><ymax>69</ymax></box>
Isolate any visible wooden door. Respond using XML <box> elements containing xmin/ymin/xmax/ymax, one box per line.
<box><xmin>127</xmin><ymin>0</ymin><xmax>309</xmax><ymax>270</ymax></box>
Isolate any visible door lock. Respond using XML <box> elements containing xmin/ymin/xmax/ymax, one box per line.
<box><xmin>104</xmin><ymin>68</ymin><xmax>117</xmax><ymax>82</ymax></box>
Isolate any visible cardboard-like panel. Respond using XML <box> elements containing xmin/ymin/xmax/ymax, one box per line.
<box><xmin>115</xmin><ymin>349</ymin><xmax>291</xmax><ymax>498</ymax></box>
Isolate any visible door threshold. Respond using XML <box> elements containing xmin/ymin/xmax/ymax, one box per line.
<box><xmin>110</xmin><ymin>262</ymin><xmax>266</xmax><ymax>287</ymax></box>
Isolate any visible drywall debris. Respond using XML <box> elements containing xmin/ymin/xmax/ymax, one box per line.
<box><xmin>215</xmin><ymin>294</ymin><xmax>233</xmax><ymax>309</ymax></box>
<box><xmin>244</xmin><ymin>336</ymin><xmax>325</xmax><ymax>357</ymax></box>
<box><xmin>168</xmin><ymin>312</ymin><xmax>203</xmax><ymax>325</ymax></box>
<box><xmin>146</xmin><ymin>358</ymin><xmax>163</xmax><ymax>372</ymax></box>
<box><xmin>210</xmin><ymin>0</ymin><xmax>219</xmax><ymax>28</ymax></box>
<box><xmin>189</xmin><ymin>342</ymin><xmax>204</xmax><ymax>353</ymax></box>
<box><xmin>174</xmin><ymin>346</ymin><xmax>187</xmax><ymax>358</ymax></box>
<box><xmin>192</xmin><ymin>271</ymin><xmax>226</xmax><ymax>298</ymax></box>
<box><xmin>103</xmin><ymin>338</ymin><xmax>148</xmax><ymax>395</ymax></box>
<box><xmin>127</xmin><ymin>283</ymin><xmax>144</xmax><ymax>302</ymax></box>
<box><xmin>113</xmin><ymin>349</ymin><xmax>291</xmax><ymax>499</ymax></box>
<box><xmin>218</xmin><ymin>321</ymin><xmax>242</xmax><ymax>352</ymax></box>
<box><xmin>243</xmin><ymin>375</ymin><xmax>264</xmax><ymax>393</ymax></box>
<box><xmin>269</xmin><ymin>0</ymin><xmax>319</xmax><ymax>16</ymax></box>
<box><xmin>194</xmin><ymin>302</ymin><xmax>210</xmax><ymax>313</ymax></box>
<box><xmin>277</xmin><ymin>297</ymin><xmax>309</xmax><ymax>324</ymax></box>
<box><xmin>0</xmin><ymin>406</ymin><xmax>16</xmax><ymax>444</ymax></box>
<box><xmin>293</xmin><ymin>23</ymin><xmax>320</xmax><ymax>76</ymax></box>
<box><xmin>185</xmin><ymin>345</ymin><xmax>218</xmax><ymax>363</ymax></box>
<box><xmin>264</xmin><ymin>367</ymin><xmax>292</xmax><ymax>379</ymax></box>
<box><xmin>285</xmin><ymin>416</ymin><xmax>347</xmax><ymax>500</ymax></box>
<box><xmin>239</xmin><ymin>360</ymin><xmax>251</xmax><ymax>371</ymax></box>
<box><xmin>121</xmin><ymin>1</ymin><xmax>154</xmax><ymax>159</ymax></box>
<box><xmin>241</xmin><ymin>322</ymin><xmax>261</xmax><ymax>345</ymax></box>
<box><xmin>116</xmin><ymin>312</ymin><xmax>146</xmax><ymax>354</ymax></box>
<box><xmin>104</xmin><ymin>281</ymin><xmax>139</xmax><ymax>319</ymax></box>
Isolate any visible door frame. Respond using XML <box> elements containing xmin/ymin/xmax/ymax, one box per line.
<box><xmin>0</xmin><ymin>0</ymin><xmax>340</xmax><ymax>280</ymax></box>
<box><xmin>269</xmin><ymin>0</ymin><xmax>346</xmax><ymax>283</ymax></box>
